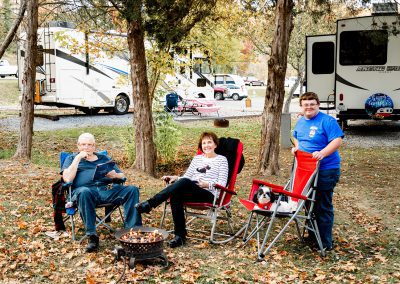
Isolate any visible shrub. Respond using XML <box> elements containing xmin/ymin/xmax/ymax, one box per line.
<box><xmin>154</xmin><ymin>111</ymin><xmax>182</xmax><ymax>163</ymax></box>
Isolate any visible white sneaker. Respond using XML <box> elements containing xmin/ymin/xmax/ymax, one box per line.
<box><xmin>45</xmin><ymin>230</ymin><xmax>69</xmax><ymax>240</ymax></box>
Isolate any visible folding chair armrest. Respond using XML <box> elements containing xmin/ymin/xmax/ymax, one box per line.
<box><xmin>271</xmin><ymin>187</ymin><xmax>308</xmax><ymax>201</ymax></box>
<box><xmin>62</xmin><ymin>181</ymin><xmax>72</xmax><ymax>188</ymax></box>
<box><xmin>253</xmin><ymin>179</ymin><xmax>284</xmax><ymax>191</ymax></box>
<box><xmin>214</xmin><ymin>184</ymin><xmax>237</xmax><ymax>195</ymax></box>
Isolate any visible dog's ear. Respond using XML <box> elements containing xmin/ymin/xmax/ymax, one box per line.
<box><xmin>252</xmin><ymin>190</ymin><xmax>259</xmax><ymax>203</ymax></box>
<box><xmin>269</xmin><ymin>190</ymin><xmax>277</xmax><ymax>203</ymax></box>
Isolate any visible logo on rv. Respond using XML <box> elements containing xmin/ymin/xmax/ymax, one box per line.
<box><xmin>365</xmin><ymin>93</ymin><xmax>394</xmax><ymax>119</ymax></box>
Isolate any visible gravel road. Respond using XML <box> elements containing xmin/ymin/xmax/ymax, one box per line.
<box><xmin>1</xmin><ymin>97</ymin><xmax>399</xmax><ymax>148</ymax></box>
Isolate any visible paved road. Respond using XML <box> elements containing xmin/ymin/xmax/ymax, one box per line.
<box><xmin>0</xmin><ymin>97</ymin><xmax>302</xmax><ymax>131</ymax></box>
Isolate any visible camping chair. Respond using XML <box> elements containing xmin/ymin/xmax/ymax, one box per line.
<box><xmin>60</xmin><ymin>151</ymin><xmax>125</xmax><ymax>241</ymax></box>
<box><xmin>164</xmin><ymin>92</ymin><xmax>180</xmax><ymax>115</ymax></box>
<box><xmin>159</xmin><ymin>137</ymin><xmax>244</xmax><ymax>244</ymax></box>
<box><xmin>239</xmin><ymin>150</ymin><xmax>325</xmax><ymax>261</ymax></box>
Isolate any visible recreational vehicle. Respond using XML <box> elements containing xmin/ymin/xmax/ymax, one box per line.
<box><xmin>306</xmin><ymin>3</ymin><xmax>400</xmax><ymax>127</ymax></box>
<box><xmin>163</xmin><ymin>48</ymin><xmax>214</xmax><ymax>100</ymax></box>
<box><xmin>18</xmin><ymin>21</ymin><xmax>132</xmax><ymax>115</ymax></box>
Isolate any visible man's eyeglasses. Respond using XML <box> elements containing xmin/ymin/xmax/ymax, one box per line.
<box><xmin>301</xmin><ymin>103</ymin><xmax>318</xmax><ymax>108</ymax></box>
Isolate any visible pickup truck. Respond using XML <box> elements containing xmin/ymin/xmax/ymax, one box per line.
<box><xmin>0</xmin><ymin>59</ymin><xmax>18</xmax><ymax>78</ymax></box>
<box><xmin>214</xmin><ymin>86</ymin><xmax>227</xmax><ymax>100</ymax></box>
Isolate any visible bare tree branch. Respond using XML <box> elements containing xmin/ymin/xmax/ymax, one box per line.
<box><xmin>0</xmin><ymin>0</ymin><xmax>27</xmax><ymax>59</ymax></box>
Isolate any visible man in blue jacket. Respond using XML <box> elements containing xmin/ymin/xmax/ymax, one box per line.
<box><xmin>62</xmin><ymin>133</ymin><xmax>142</xmax><ymax>252</ymax></box>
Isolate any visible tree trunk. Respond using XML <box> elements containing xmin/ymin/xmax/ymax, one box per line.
<box><xmin>0</xmin><ymin>0</ymin><xmax>27</xmax><ymax>59</ymax></box>
<box><xmin>126</xmin><ymin>11</ymin><xmax>157</xmax><ymax>176</ymax></box>
<box><xmin>258</xmin><ymin>0</ymin><xmax>294</xmax><ymax>175</ymax></box>
<box><xmin>13</xmin><ymin>0</ymin><xmax>38</xmax><ymax>161</ymax></box>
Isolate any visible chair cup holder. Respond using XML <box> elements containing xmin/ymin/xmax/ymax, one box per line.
<box><xmin>66</xmin><ymin>207</ymin><xmax>76</xmax><ymax>215</ymax></box>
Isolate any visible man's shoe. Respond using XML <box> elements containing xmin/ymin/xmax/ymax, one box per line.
<box><xmin>86</xmin><ymin>235</ymin><xmax>99</xmax><ymax>253</ymax></box>
<box><xmin>135</xmin><ymin>201</ymin><xmax>152</xmax><ymax>214</ymax></box>
<box><xmin>168</xmin><ymin>235</ymin><xmax>186</xmax><ymax>248</ymax></box>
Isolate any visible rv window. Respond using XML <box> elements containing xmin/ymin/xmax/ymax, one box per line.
<box><xmin>225</xmin><ymin>76</ymin><xmax>235</xmax><ymax>84</ymax></box>
<box><xmin>197</xmin><ymin>78</ymin><xmax>206</xmax><ymax>87</ymax></box>
<box><xmin>200</xmin><ymin>60</ymin><xmax>211</xmax><ymax>74</ymax></box>
<box><xmin>312</xmin><ymin>42</ymin><xmax>334</xmax><ymax>74</ymax></box>
<box><xmin>339</xmin><ymin>30</ymin><xmax>387</xmax><ymax>65</ymax></box>
<box><xmin>193</xmin><ymin>62</ymin><xmax>201</xmax><ymax>73</ymax></box>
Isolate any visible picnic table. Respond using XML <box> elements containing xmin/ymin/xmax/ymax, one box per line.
<box><xmin>177</xmin><ymin>98</ymin><xmax>220</xmax><ymax>117</ymax></box>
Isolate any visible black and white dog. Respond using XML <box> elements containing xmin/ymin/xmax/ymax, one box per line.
<box><xmin>252</xmin><ymin>185</ymin><xmax>276</xmax><ymax>205</ymax></box>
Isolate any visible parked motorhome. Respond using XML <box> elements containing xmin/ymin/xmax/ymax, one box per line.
<box><xmin>306</xmin><ymin>3</ymin><xmax>400</xmax><ymax>127</ymax></box>
<box><xmin>164</xmin><ymin>49</ymin><xmax>214</xmax><ymax>100</ymax></box>
<box><xmin>18</xmin><ymin>21</ymin><xmax>132</xmax><ymax>114</ymax></box>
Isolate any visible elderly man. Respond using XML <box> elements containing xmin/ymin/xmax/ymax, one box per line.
<box><xmin>62</xmin><ymin>133</ymin><xmax>142</xmax><ymax>252</ymax></box>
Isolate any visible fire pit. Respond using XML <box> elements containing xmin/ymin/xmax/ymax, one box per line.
<box><xmin>114</xmin><ymin>226</ymin><xmax>169</xmax><ymax>268</ymax></box>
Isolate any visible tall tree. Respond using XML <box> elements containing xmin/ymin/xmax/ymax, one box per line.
<box><xmin>124</xmin><ymin>0</ymin><xmax>157</xmax><ymax>174</ymax></box>
<box><xmin>13</xmin><ymin>0</ymin><xmax>38</xmax><ymax>160</ymax></box>
<box><xmin>258</xmin><ymin>0</ymin><xmax>294</xmax><ymax>175</ymax></box>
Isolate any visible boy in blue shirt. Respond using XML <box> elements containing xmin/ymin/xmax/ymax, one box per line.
<box><xmin>292</xmin><ymin>92</ymin><xmax>344</xmax><ymax>251</ymax></box>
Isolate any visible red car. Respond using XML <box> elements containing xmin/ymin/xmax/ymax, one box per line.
<box><xmin>244</xmin><ymin>76</ymin><xmax>264</xmax><ymax>86</ymax></box>
<box><xmin>214</xmin><ymin>86</ymin><xmax>228</xmax><ymax>100</ymax></box>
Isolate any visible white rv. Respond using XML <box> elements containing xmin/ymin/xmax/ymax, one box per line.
<box><xmin>18</xmin><ymin>21</ymin><xmax>132</xmax><ymax>114</ymax></box>
<box><xmin>306</xmin><ymin>3</ymin><xmax>400</xmax><ymax>127</ymax></box>
<box><xmin>164</xmin><ymin>49</ymin><xmax>214</xmax><ymax>100</ymax></box>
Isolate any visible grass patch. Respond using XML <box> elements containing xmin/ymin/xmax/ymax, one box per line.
<box><xmin>0</xmin><ymin>117</ymin><xmax>399</xmax><ymax>283</ymax></box>
<box><xmin>0</xmin><ymin>79</ymin><xmax>19</xmax><ymax>105</ymax></box>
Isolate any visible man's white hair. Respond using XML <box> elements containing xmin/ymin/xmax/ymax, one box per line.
<box><xmin>78</xmin><ymin>133</ymin><xmax>95</xmax><ymax>143</ymax></box>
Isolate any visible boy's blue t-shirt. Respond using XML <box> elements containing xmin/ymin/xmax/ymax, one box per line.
<box><xmin>61</xmin><ymin>153</ymin><xmax>121</xmax><ymax>188</ymax></box>
<box><xmin>293</xmin><ymin>112</ymin><xmax>344</xmax><ymax>170</ymax></box>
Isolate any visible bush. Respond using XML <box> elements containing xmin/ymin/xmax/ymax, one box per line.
<box><xmin>154</xmin><ymin>111</ymin><xmax>182</xmax><ymax>163</ymax></box>
<box><xmin>121</xmin><ymin>112</ymin><xmax>181</xmax><ymax>166</ymax></box>
<box><xmin>121</xmin><ymin>126</ymin><xmax>136</xmax><ymax>166</ymax></box>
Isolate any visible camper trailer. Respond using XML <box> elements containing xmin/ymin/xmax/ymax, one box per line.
<box><xmin>306</xmin><ymin>3</ymin><xmax>400</xmax><ymax>127</ymax></box>
<box><xmin>18</xmin><ymin>22</ymin><xmax>132</xmax><ymax>114</ymax></box>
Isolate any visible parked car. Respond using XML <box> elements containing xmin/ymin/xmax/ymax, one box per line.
<box><xmin>0</xmin><ymin>59</ymin><xmax>18</xmax><ymax>78</ymax></box>
<box><xmin>214</xmin><ymin>86</ymin><xmax>227</xmax><ymax>100</ymax></box>
<box><xmin>285</xmin><ymin>76</ymin><xmax>306</xmax><ymax>97</ymax></box>
<box><xmin>224</xmin><ymin>84</ymin><xmax>248</xmax><ymax>100</ymax></box>
<box><xmin>214</xmin><ymin>74</ymin><xmax>246</xmax><ymax>88</ymax></box>
<box><xmin>244</xmin><ymin>76</ymin><xmax>264</xmax><ymax>86</ymax></box>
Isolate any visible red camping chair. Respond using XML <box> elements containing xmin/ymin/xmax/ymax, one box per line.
<box><xmin>159</xmin><ymin>138</ymin><xmax>244</xmax><ymax>244</ymax></box>
<box><xmin>239</xmin><ymin>150</ymin><xmax>325</xmax><ymax>261</ymax></box>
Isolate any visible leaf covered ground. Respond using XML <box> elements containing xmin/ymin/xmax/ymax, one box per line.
<box><xmin>0</xmin><ymin>117</ymin><xmax>399</xmax><ymax>283</ymax></box>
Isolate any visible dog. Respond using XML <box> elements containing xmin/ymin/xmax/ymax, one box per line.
<box><xmin>253</xmin><ymin>185</ymin><xmax>299</xmax><ymax>212</ymax></box>
<box><xmin>196</xmin><ymin>165</ymin><xmax>211</xmax><ymax>174</ymax></box>
<box><xmin>252</xmin><ymin>185</ymin><xmax>276</xmax><ymax>207</ymax></box>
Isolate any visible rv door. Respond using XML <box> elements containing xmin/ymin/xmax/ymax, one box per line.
<box><xmin>306</xmin><ymin>35</ymin><xmax>336</xmax><ymax>108</ymax></box>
